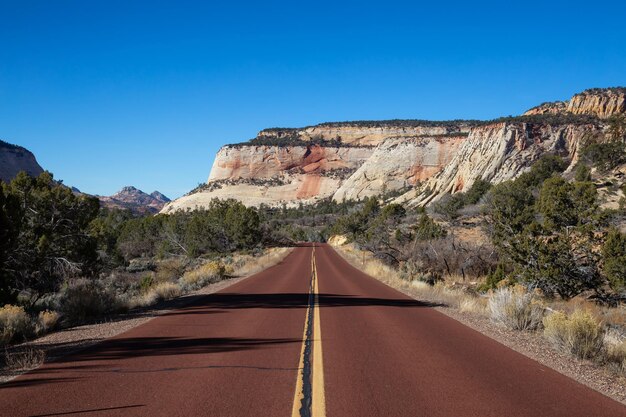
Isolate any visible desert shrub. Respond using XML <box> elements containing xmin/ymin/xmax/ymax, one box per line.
<box><xmin>459</xmin><ymin>296</ymin><xmax>488</xmax><ymax>315</ymax></box>
<box><xmin>464</xmin><ymin>179</ymin><xmax>492</xmax><ymax>205</ymax></box>
<box><xmin>139</xmin><ymin>274</ymin><xmax>154</xmax><ymax>292</ymax></box>
<box><xmin>412</xmin><ymin>214</ymin><xmax>447</xmax><ymax>241</ymax></box>
<box><xmin>478</xmin><ymin>264</ymin><xmax>507</xmax><ymax>291</ymax></box>
<box><xmin>36</xmin><ymin>310</ymin><xmax>59</xmax><ymax>334</ymax></box>
<box><xmin>0</xmin><ymin>305</ymin><xmax>32</xmax><ymax>345</ymax></box>
<box><xmin>150</xmin><ymin>282</ymin><xmax>182</xmax><ymax>302</ymax></box>
<box><xmin>407</xmin><ymin>237</ymin><xmax>497</xmax><ymax>280</ymax></box>
<box><xmin>155</xmin><ymin>258</ymin><xmax>187</xmax><ymax>283</ymax></box>
<box><xmin>581</xmin><ymin>140</ymin><xmax>626</xmax><ymax>172</ymax></box>
<box><xmin>3</xmin><ymin>346</ymin><xmax>45</xmax><ymax>370</ymax></box>
<box><xmin>574</xmin><ymin>163</ymin><xmax>592</xmax><ymax>182</ymax></box>
<box><xmin>180</xmin><ymin>261</ymin><xmax>225</xmax><ymax>290</ymax></box>
<box><xmin>605</xmin><ymin>337</ymin><xmax>626</xmax><ymax>374</ymax></box>
<box><xmin>602</xmin><ymin>229</ymin><xmax>626</xmax><ymax>292</ymax></box>
<box><xmin>488</xmin><ymin>286</ymin><xmax>544</xmax><ymax>330</ymax></box>
<box><xmin>433</xmin><ymin>194</ymin><xmax>465</xmax><ymax>220</ymax></box>
<box><xmin>57</xmin><ymin>278</ymin><xmax>118</xmax><ymax>324</ymax></box>
<box><xmin>543</xmin><ymin>310</ymin><xmax>605</xmax><ymax>359</ymax></box>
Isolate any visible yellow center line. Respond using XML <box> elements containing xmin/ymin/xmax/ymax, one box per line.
<box><xmin>291</xmin><ymin>246</ymin><xmax>326</xmax><ymax>417</ymax></box>
<box><xmin>312</xmin><ymin>249</ymin><xmax>326</xmax><ymax>417</ymax></box>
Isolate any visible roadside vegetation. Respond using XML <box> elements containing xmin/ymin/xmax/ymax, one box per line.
<box><xmin>0</xmin><ymin>171</ymin><xmax>290</xmax><ymax>349</ymax></box>
<box><xmin>324</xmin><ymin>118</ymin><xmax>626</xmax><ymax>376</ymax></box>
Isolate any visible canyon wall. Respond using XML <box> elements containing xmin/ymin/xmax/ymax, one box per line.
<box><xmin>163</xmin><ymin>87</ymin><xmax>626</xmax><ymax>212</ymax></box>
<box><xmin>396</xmin><ymin>122</ymin><xmax>603</xmax><ymax>206</ymax></box>
<box><xmin>332</xmin><ymin>135</ymin><xmax>465</xmax><ymax>201</ymax></box>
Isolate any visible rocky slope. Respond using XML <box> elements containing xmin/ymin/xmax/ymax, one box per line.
<box><xmin>0</xmin><ymin>140</ymin><xmax>44</xmax><ymax>182</ymax></box>
<box><xmin>164</xmin><ymin>87</ymin><xmax>626</xmax><ymax>212</ymax></box>
<box><xmin>396</xmin><ymin>121</ymin><xmax>603</xmax><ymax>206</ymax></box>
<box><xmin>100</xmin><ymin>186</ymin><xmax>170</xmax><ymax>214</ymax></box>
<box><xmin>525</xmin><ymin>87</ymin><xmax>626</xmax><ymax>118</ymax></box>
<box><xmin>333</xmin><ymin>134</ymin><xmax>466</xmax><ymax>201</ymax></box>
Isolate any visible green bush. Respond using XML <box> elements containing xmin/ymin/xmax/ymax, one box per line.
<box><xmin>602</xmin><ymin>229</ymin><xmax>626</xmax><ymax>292</ymax></box>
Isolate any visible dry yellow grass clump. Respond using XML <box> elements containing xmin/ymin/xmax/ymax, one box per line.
<box><xmin>605</xmin><ymin>337</ymin><xmax>626</xmax><ymax>374</ymax></box>
<box><xmin>488</xmin><ymin>285</ymin><xmax>544</xmax><ymax>331</ymax></box>
<box><xmin>36</xmin><ymin>310</ymin><xmax>60</xmax><ymax>334</ymax></box>
<box><xmin>180</xmin><ymin>261</ymin><xmax>225</xmax><ymax>290</ymax></box>
<box><xmin>543</xmin><ymin>309</ymin><xmax>605</xmax><ymax>359</ymax></box>
<box><xmin>230</xmin><ymin>247</ymin><xmax>293</xmax><ymax>277</ymax></box>
<box><xmin>0</xmin><ymin>305</ymin><xmax>31</xmax><ymax>345</ymax></box>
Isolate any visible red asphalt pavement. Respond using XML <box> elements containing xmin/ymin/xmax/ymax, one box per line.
<box><xmin>0</xmin><ymin>244</ymin><xmax>625</xmax><ymax>417</ymax></box>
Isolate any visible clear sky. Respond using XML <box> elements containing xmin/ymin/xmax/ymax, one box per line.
<box><xmin>1</xmin><ymin>1</ymin><xmax>625</xmax><ymax>198</ymax></box>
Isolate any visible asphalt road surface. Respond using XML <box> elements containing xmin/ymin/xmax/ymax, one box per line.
<box><xmin>1</xmin><ymin>244</ymin><xmax>624</xmax><ymax>417</ymax></box>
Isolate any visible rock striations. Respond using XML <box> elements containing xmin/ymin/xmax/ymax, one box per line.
<box><xmin>163</xmin><ymin>87</ymin><xmax>626</xmax><ymax>212</ymax></box>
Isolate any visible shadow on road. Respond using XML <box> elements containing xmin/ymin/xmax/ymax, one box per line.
<box><xmin>164</xmin><ymin>292</ymin><xmax>442</xmax><ymax>315</ymax></box>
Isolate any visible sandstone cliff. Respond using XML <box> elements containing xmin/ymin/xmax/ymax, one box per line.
<box><xmin>333</xmin><ymin>135</ymin><xmax>465</xmax><ymax>201</ymax></box>
<box><xmin>162</xmin><ymin>144</ymin><xmax>374</xmax><ymax>211</ymax></box>
<box><xmin>396</xmin><ymin>121</ymin><xmax>603</xmax><ymax>206</ymax></box>
<box><xmin>163</xmin><ymin>87</ymin><xmax>626</xmax><ymax>212</ymax></box>
<box><xmin>524</xmin><ymin>87</ymin><xmax>626</xmax><ymax>118</ymax></box>
<box><xmin>0</xmin><ymin>140</ymin><xmax>44</xmax><ymax>182</ymax></box>
<box><xmin>162</xmin><ymin>120</ymin><xmax>479</xmax><ymax>211</ymax></box>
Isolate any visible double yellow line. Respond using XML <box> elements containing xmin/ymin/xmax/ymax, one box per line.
<box><xmin>291</xmin><ymin>246</ymin><xmax>326</xmax><ymax>417</ymax></box>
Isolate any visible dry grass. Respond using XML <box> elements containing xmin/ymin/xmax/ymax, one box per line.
<box><xmin>0</xmin><ymin>305</ymin><xmax>32</xmax><ymax>346</ymax></box>
<box><xmin>488</xmin><ymin>286</ymin><xmax>544</xmax><ymax>331</ymax></box>
<box><xmin>333</xmin><ymin>242</ymin><xmax>478</xmax><ymax>309</ymax></box>
<box><xmin>154</xmin><ymin>257</ymin><xmax>187</xmax><ymax>283</ymax></box>
<box><xmin>122</xmin><ymin>248</ymin><xmax>292</xmax><ymax>311</ymax></box>
<box><xmin>180</xmin><ymin>261</ymin><xmax>225</xmax><ymax>290</ymax></box>
<box><xmin>229</xmin><ymin>247</ymin><xmax>293</xmax><ymax>277</ymax></box>
<box><xmin>460</xmin><ymin>296</ymin><xmax>488</xmax><ymax>314</ymax></box>
<box><xmin>150</xmin><ymin>282</ymin><xmax>182</xmax><ymax>301</ymax></box>
<box><xmin>3</xmin><ymin>346</ymin><xmax>45</xmax><ymax>371</ymax></box>
<box><xmin>36</xmin><ymin>310</ymin><xmax>60</xmax><ymax>334</ymax></box>
<box><xmin>543</xmin><ymin>309</ymin><xmax>605</xmax><ymax>359</ymax></box>
<box><xmin>604</xmin><ymin>328</ymin><xmax>626</xmax><ymax>374</ymax></box>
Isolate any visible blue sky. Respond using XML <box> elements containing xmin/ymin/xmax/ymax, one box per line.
<box><xmin>1</xmin><ymin>1</ymin><xmax>625</xmax><ymax>198</ymax></box>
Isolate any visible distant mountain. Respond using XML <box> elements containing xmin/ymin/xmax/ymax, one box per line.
<box><xmin>99</xmin><ymin>186</ymin><xmax>170</xmax><ymax>214</ymax></box>
<box><xmin>0</xmin><ymin>140</ymin><xmax>44</xmax><ymax>183</ymax></box>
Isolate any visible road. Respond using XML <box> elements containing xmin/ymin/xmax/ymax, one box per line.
<box><xmin>1</xmin><ymin>244</ymin><xmax>624</xmax><ymax>416</ymax></box>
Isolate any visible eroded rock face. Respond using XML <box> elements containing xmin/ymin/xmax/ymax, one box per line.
<box><xmin>567</xmin><ymin>88</ymin><xmax>626</xmax><ymax>118</ymax></box>
<box><xmin>332</xmin><ymin>135</ymin><xmax>465</xmax><ymax>201</ymax></box>
<box><xmin>0</xmin><ymin>140</ymin><xmax>44</xmax><ymax>182</ymax></box>
<box><xmin>208</xmin><ymin>144</ymin><xmax>373</xmax><ymax>181</ymax></box>
<box><xmin>397</xmin><ymin>122</ymin><xmax>603</xmax><ymax>206</ymax></box>
<box><xmin>162</xmin><ymin>144</ymin><xmax>374</xmax><ymax>211</ymax></box>
<box><xmin>524</xmin><ymin>88</ymin><xmax>626</xmax><ymax>118</ymax></box>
